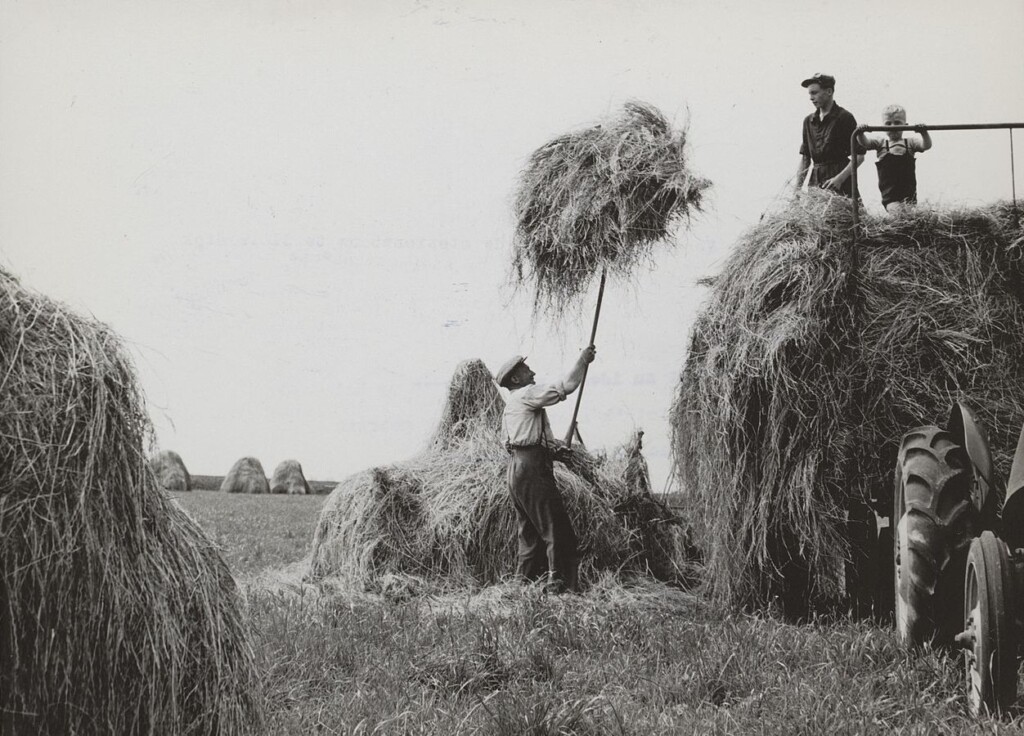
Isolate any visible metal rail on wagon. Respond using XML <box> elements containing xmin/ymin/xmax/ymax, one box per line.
<box><xmin>849</xmin><ymin>122</ymin><xmax>1024</xmax><ymax>245</ymax></box>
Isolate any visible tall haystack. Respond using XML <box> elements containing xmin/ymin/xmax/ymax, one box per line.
<box><xmin>149</xmin><ymin>449</ymin><xmax>192</xmax><ymax>492</ymax></box>
<box><xmin>0</xmin><ymin>268</ymin><xmax>261</xmax><ymax>734</ymax></box>
<box><xmin>671</xmin><ymin>191</ymin><xmax>1024</xmax><ymax>613</ymax></box>
<box><xmin>428</xmin><ymin>358</ymin><xmax>504</xmax><ymax>450</ymax></box>
<box><xmin>310</xmin><ymin>360</ymin><xmax>693</xmax><ymax>589</ymax></box>
<box><xmin>270</xmin><ymin>459</ymin><xmax>311</xmax><ymax>495</ymax></box>
<box><xmin>221</xmin><ymin>456</ymin><xmax>270</xmax><ymax>494</ymax></box>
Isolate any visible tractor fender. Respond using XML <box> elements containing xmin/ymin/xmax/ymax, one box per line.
<box><xmin>946</xmin><ymin>402</ymin><xmax>995</xmax><ymax>514</ymax></box>
<box><xmin>1002</xmin><ymin>423</ymin><xmax>1024</xmax><ymax>551</ymax></box>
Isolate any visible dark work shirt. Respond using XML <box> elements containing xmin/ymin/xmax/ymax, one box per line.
<box><xmin>799</xmin><ymin>104</ymin><xmax>865</xmax><ymax>164</ymax></box>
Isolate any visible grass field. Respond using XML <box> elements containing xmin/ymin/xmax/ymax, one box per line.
<box><xmin>175</xmin><ymin>491</ymin><xmax>1024</xmax><ymax>735</ymax></box>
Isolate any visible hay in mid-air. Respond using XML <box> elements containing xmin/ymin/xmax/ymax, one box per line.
<box><xmin>270</xmin><ymin>458</ymin><xmax>311</xmax><ymax>495</ymax></box>
<box><xmin>221</xmin><ymin>456</ymin><xmax>270</xmax><ymax>494</ymax></box>
<box><xmin>309</xmin><ymin>358</ymin><xmax>696</xmax><ymax>590</ymax></box>
<box><xmin>0</xmin><ymin>267</ymin><xmax>261</xmax><ymax>734</ymax></box>
<box><xmin>149</xmin><ymin>449</ymin><xmax>192</xmax><ymax>492</ymax></box>
<box><xmin>512</xmin><ymin>100</ymin><xmax>710</xmax><ymax>317</ymax></box>
<box><xmin>671</xmin><ymin>191</ymin><xmax>1024</xmax><ymax>613</ymax></box>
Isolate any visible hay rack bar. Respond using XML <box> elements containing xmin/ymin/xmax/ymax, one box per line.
<box><xmin>850</xmin><ymin>122</ymin><xmax>1024</xmax><ymax>245</ymax></box>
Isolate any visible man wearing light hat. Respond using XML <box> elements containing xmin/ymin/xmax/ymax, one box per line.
<box><xmin>495</xmin><ymin>345</ymin><xmax>596</xmax><ymax>594</ymax></box>
<box><xmin>795</xmin><ymin>73</ymin><xmax>865</xmax><ymax>198</ymax></box>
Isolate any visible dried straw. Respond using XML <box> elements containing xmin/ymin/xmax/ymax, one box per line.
<box><xmin>670</xmin><ymin>191</ymin><xmax>1024</xmax><ymax>611</ymax></box>
<box><xmin>512</xmin><ymin>100</ymin><xmax>710</xmax><ymax>316</ymax></box>
<box><xmin>0</xmin><ymin>268</ymin><xmax>261</xmax><ymax>734</ymax></box>
<box><xmin>309</xmin><ymin>359</ymin><xmax>695</xmax><ymax>589</ymax></box>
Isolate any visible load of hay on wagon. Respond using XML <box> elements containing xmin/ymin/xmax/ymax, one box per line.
<box><xmin>309</xmin><ymin>358</ymin><xmax>697</xmax><ymax>591</ymax></box>
<box><xmin>0</xmin><ymin>268</ymin><xmax>261</xmax><ymax>734</ymax></box>
<box><xmin>670</xmin><ymin>191</ymin><xmax>1024</xmax><ymax>616</ymax></box>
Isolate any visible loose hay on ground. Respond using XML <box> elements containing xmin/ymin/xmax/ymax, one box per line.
<box><xmin>0</xmin><ymin>268</ymin><xmax>261</xmax><ymax>734</ymax></box>
<box><xmin>670</xmin><ymin>191</ymin><xmax>1024</xmax><ymax>612</ymax></box>
<box><xmin>310</xmin><ymin>359</ymin><xmax>697</xmax><ymax>590</ymax></box>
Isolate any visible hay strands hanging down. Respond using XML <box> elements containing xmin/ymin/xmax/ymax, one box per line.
<box><xmin>512</xmin><ymin>100</ymin><xmax>710</xmax><ymax>444</ymax></box>
<box><xmin>512</xmin><ymin>100</ymin><xmax>710</xmax><ymax>317</ymax></box>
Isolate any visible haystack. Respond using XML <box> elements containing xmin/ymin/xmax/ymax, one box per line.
<box><xmin>149</xmin><ymin>449</ymin><xmax>192</xmax><ymax>492</ymax></box>
<box><xmin>270</xmin><ymin>459</ymin><xmax>310</xmax><ymax>495</ymax></box>
<box><xmin>671</xmin><ymin>191</ymin><xmax>1024</xmax><ymax>613</ymax></box>
<box><xmin>309</xmin><ymin>358</ymin><xmax>693</xmax><ymax>589</ymax></box>
<box><xmin>0</xmin><ymin>268</ymin><xmax>261</xmax><ymax>734</ymax></box>
<box><xmin>220</xmin><ymin>456</ymin><xmax>270</xmax><ymax>494</ymax></box>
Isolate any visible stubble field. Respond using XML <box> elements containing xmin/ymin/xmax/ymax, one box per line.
<box><xmin>175</xmin><ymin>490</ymin><xmax>1024</xmax><ymax>735</ymax></box>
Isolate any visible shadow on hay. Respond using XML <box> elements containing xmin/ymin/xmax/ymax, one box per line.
<box><xmin>671</xmin><ymin>190</ymin><xmax>1024</xmax><ymax>617</ymax></box>
<box><xmin>309</xmin><ymin>359</ymin><xmax>699</xmax><ymax>592</ymax></box>
<box><xmin>0</xmin><ymin>269</ymin><xmax>261</xmax><ymax>734</ymax></box>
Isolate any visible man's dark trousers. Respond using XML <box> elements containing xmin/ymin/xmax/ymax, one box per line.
<box><xmin>507</xmin><ymin>445</ymin><xmax>579</xmax><ymax>592</ymax></box>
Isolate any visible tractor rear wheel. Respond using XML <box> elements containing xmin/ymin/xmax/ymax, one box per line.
<box><xmin>960</xmin><ymin>531</ymin><xmax>1017</xmax><ymax>715</ymax></box>
<box><xmin>894</xmin><ymin>425</ymin><xmax>977</xmax><ymax>647</ymax></box>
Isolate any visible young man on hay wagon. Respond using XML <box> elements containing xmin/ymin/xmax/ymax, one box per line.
<box><xmin>496</xmin><ymin>346</ymin><xmax>596</xmax><ymax>594</ymax></box>
<box><xmin>794</xmin><ymin>73</ymin><xmax>866</xmax><ymax>198</ymax></box>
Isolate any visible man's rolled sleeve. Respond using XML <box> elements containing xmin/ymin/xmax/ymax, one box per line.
<box><xmin>519</xmin><ymin>382</ymin><xmax>568</xmax><ymax>409</ymax></box>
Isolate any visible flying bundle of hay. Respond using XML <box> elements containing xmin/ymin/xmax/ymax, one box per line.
<box><xmin>149</xmin><ymin>449</ymin><xmax>192</xmax><ymax>492</ymax></box>
<box><xmin>309</xmin><ymin>359</ymin><xmax>692</xmax><ymax>589</ymax></box>
<box><xmin>221</xmin><ymin>456</ymin><xmax>270</xmax><ymax>494</ymax></box>
<box><xmin>512</xmin><ymin>100</ymin><xmax>710</xmax><ymax>316</ymax></box>
<box><xmin>270</xmin><ymin>459</ymin><xmax>311</xmax><ymax>495</ymax></box>
<box><xmin>0</xmin><ymin>268</ymin><xmax>260</xmax><ymax>734</ymax></box>
<box><xmin>671</xmin><ymin>191</ymin><xmax>1024</xmax><ymax>612</ymax></box>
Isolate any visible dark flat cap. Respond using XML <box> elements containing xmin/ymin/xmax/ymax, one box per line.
<box><xmin>801</xmin><ymin>73</ymin><xmax>836</xmax><ymax>89</ymax></box>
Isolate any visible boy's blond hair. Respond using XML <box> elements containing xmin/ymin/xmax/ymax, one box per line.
<box><xmin>882</xmin><ymin>104</ymin><xmax>906</xmax><ymax>119</ymax></box>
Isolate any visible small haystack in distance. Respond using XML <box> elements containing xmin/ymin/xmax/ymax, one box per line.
<box><xmin>221</xmin><ymin>456</ymin><xmax>270</xmax><ymax>494</ymax></box>
<box><xmin>0</xmin><ymin>267</ymin><xmax>261</xmax><ymax>734</ymax></box>
<box><xmin>271</xmin><ymin>459</ymin><xmax>311</xmax><ymax>495</ymax></box>
<box><xmin>310</xmin><ymin>359</ymin><xmax>694</xmax><ymax>589</ymax></box>
<box><xmin>671</xmin><ymin>191</ymin><xmax>1024</xmax><ymax>613</ymax></box>
<box><xmin>512</xmin><ymin>100</ymin><xmax>710</xmax><ymax>316</ymax></box>
<box><xmin>149</xmin><ymin>449</ymin><xmax>192</xmax><ymax>492</ymax></box>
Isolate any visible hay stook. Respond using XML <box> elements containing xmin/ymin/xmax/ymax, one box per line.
<box><xmin>310</xmin><ymin>358</ymin><xmax>697</xmax><ymax>590</ymax></box>
<box><xmin>270</xmin><ymin>458</ymin><xmax>311</xmax><ymax>495</ymax></box>
<box><xmin>512</xmin><ymin>100</ymin><xmax>710</xmax><ymax>317</ymax></box>
<box><xmin>0</xmin><ymin>267</ymin><xmax>261</xmax><ymax>734</ymax></box>
<box><xmin>149</xmin><ymin>449</ymin><xmax>193</xmax><ymax>492</ymax></box>
<box><xmin>221</xmin><ymin>456</ymin><xmax>270</xmax><ymax>494</ymax></box>
<box><xmin>671</xmin><ymin>191</ymin><xmax>1024</xmax><ymax>615</ymax></box>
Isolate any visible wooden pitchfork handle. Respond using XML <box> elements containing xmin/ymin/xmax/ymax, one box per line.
<box><xmin>564</xmin><ymin>267</ymin><xmax>606</xmax><ymax>448</ymax></box>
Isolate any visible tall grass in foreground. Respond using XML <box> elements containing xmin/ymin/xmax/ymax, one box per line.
<box><xmin>176</xmin><ymin>486</ymin><xmax>1024</xmax><ymax>734</ymax></box>
<box><xmin>248</xmin><ymin>578</ymin><xmax>1024</xmax><ymax>735</ymax></box>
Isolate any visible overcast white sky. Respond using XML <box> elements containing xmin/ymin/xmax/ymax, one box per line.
<box><xmin>2</xmin><ymin>0</ymin><xmax>1022</xmax><ymax>490</ymax></box>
